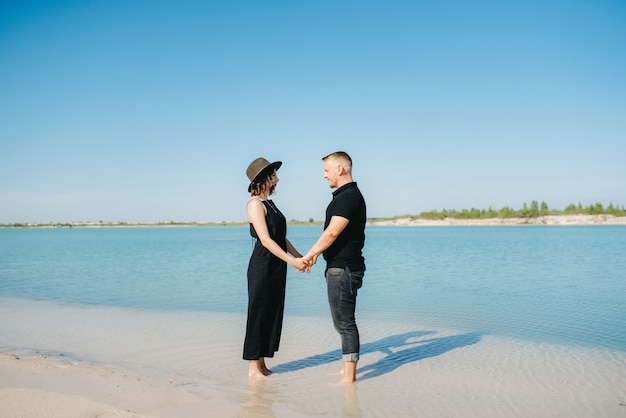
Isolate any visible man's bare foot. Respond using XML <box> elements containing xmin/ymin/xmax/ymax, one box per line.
<box><xmin>339</xmin><ymin>375</ymin><xmax>356</xmax><ymax>384</ymax></box>
<box><xmin>339</xmin><ymin>361</ymin><xmax>357</xmax><ymax>383</ymax></box>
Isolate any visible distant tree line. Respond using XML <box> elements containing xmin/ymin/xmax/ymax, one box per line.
<box><xmin>416</xmin><ymin>201</ymin><xmax>626</xmax><ymax>220</ymax></box>
<box><xmin>3</xmin><ymin>202</ymin><xmax>625</xmax><ymax>228</ymax></box>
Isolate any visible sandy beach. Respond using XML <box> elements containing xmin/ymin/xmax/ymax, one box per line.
<box><xmin>0</xmin><ymin>353</ymin><xmax>240</xmax><ymax>418</ymax></box>
<box><xmin>2</xmin><ymin>297</ymin><xmax>625</xmax><ymax>417</ymax></box>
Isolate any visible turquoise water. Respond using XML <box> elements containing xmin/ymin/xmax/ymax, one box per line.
<box><xmin>1</xmin><ymin>225</ymin><xmax>625</xmax><ymax>351</ymax></box>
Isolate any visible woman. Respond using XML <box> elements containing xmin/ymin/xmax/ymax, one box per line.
<box><xmin>244</xmin><ymin>157</ymin><xmax>307</xmax><ymax>378</ymax></box>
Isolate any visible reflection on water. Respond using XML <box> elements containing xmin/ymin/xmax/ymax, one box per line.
<box><xmin>341</xmin><ymin>384</ymin><xmax>362</xmax><ymax>418</ymax></box>
<box><xmin>240</xmin><ymin>371</ymin><xmax>363</xmax><ymax>418</ymax></box>
<box><xmin>241</xmin><ymin>379</ymin><xmax>277</xmax><ymax>418</ymax></box>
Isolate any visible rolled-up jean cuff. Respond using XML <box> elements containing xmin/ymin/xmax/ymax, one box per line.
<box><xmin>342</xmin><ymin>353</ymin><xmax>359</xmax><ymax>362</ymax></box>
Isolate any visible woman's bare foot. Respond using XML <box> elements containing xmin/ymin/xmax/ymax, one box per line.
<box><xmin>258</xmin><ymin>358</ymin><xmax>273</xmax><ymax>376</ymax></box>
<box><xmin>248</xmin><ymin>360</ymin><xmax>267</xmax><ymax>378</ymax></box>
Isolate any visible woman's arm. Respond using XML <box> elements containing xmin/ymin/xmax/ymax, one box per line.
<box><xmin>247</xmin><ymin>199</ymin><xmax>306</xmax><ymax>270</ymax></box>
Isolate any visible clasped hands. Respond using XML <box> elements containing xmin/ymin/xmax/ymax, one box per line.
<box><xmin>292</xmin><ymin>253</ymin><xmax>318</xmax><ymax>273</ymax></box>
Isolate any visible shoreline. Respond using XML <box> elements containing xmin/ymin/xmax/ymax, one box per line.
<box><xmin>367</xmin><ymin>214</ymin><xmax>626</xmax><ymax>226</ymax></box>
<box><xmin>2</xmin><ymin>214</ymin><xmax>626</xmax><ymax>229</ymax></box>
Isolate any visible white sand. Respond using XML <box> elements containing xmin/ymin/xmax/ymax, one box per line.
<box><xmin>0</xmin><ymin>353</ymin><xmax>239</xmax><ymax>418</ymax></box>
<box><xmin>2</xmin><ymin>298</ymin><xmax>625</xmax><ymax>417</ymax></box>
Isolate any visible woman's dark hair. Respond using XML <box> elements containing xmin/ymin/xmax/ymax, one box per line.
<box><xmin>248</xmin><ymin>166</ymin><xmax>276</xmax><ymax>196</ymax></box>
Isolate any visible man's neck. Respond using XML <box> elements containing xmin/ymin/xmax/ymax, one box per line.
<box><xmin>335</xmin><ymin>176</ymin><xmax>354</xmax><ymax>189</ymax></box>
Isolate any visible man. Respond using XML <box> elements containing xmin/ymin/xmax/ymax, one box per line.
<box><xmin>303</xmin><ymin>151</ymin><xmax>366</xmax><ymax>383</ymax></box>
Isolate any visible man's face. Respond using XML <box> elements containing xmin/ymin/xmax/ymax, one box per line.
<box><xmin>323</xmin><ymin>159</ymin><xmax>338</xmax><ymax>189</ymax></box>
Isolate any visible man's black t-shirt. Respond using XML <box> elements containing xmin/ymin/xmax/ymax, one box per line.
<box><xmin>323</xmin><ymin>182</ymin><xmax>366</xmax><ymax>270</ymax></box>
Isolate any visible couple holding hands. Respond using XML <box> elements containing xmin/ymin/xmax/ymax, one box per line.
<box><xmin>244</xmin><ymin>151</ymin><xmax>366</xmax><ymax>383</ymax></box>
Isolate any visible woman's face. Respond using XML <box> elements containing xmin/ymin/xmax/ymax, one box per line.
<box><xmin>266</xmin><ymin>170</ymin><xmax>279</xmax><ymax>193</ymax></box>
<box><xmin>270</xmin><ymin>170</ymin><xmax>279</xmax><ymax>186</ymax></box>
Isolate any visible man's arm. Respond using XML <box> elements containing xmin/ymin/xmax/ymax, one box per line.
<box><xmin>303</xmin><ymin>215</ymin><xmax>349</xmax><ymax>265</ymax></box>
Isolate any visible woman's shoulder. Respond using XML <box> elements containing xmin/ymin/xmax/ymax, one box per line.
<box><xmin>248</xmin><ymin>197</ymin><xmax>266</xmax><ymax>206</ymax></box>
<box><xmin>247</xmin><ymin>197</ymin><xmax>268</xmax><ymax>214</ymax></box>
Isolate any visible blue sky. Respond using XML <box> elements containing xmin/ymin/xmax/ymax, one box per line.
<box><xmin>1</xmin><ymin>0</ymin><xmax>625</xmax><ymax>223</ymax></box>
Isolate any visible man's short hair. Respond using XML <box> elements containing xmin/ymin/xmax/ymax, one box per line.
<box><xmin>322</xmin><ymin>151</ymin><xmax>352</xmax><ymax>166</ymax></box>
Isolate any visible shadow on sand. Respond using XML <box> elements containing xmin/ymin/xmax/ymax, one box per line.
<box><xmin>273</xmin><ymin>331</ymin><xmax>482</xmax><ymax>381</ymax></box>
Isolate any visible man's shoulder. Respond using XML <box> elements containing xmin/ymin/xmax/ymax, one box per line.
<box><xmin>334</xmin><ymin>182</ymin><xmax>362</xmax><ymax>196</ymax></box>
<box><xmin>345</xmin><ymin>183</ymin><xmax>365</xmax><ymax>202</ymax></box>
<box><xmin>331</xmin><ymin>185</ymin><xmax>365</xmax><ymax>217</ymax></box>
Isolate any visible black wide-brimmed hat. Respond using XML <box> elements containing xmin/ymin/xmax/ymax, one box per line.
<box><xmin>246</xmin><ymin>157</ymin><xmax>282</xmax><ymax>189</ymax></box>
